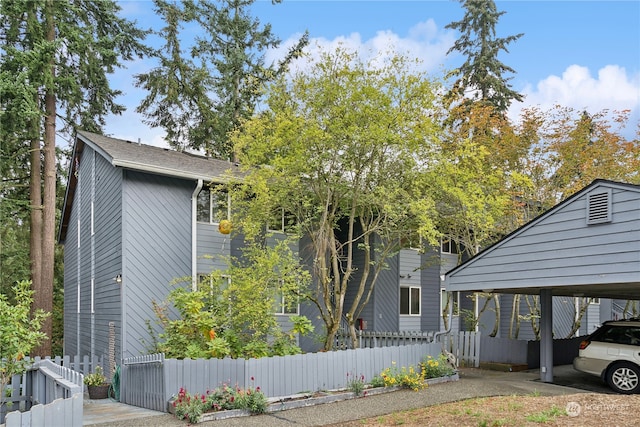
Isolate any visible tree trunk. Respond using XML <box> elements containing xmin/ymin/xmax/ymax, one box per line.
<box><xmin>490</xmin><ymin>294</ymin><xmax>500</xmax><ymax>337</ymax></box>
<box><xmin>33</xmin><ymin>0</ymin><xmax>56</xmax><ymax>356</ymax></box>
<box><xmin>29</xmin><ymin>130</ymin><xmax>43</xmax><ymax>324</ymax></box>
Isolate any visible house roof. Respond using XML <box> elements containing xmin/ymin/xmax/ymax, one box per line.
<box><xmin>58</xmin><ymin>130</ymin><xmax>242</xmax><ymax>243</ymax></box>
<box><xmin>445</xmin><ymin>179</ymin><xmax>640</xmax><ymax>300</ymax></box>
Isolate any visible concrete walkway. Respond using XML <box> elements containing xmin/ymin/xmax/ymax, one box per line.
<box><xmin>83</xmin><ymin>365</ymin><xmax>608</xmax><ymax>427</ymax></box>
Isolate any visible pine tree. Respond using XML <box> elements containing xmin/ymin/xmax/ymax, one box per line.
<box><xmin>0</xmin><ymin>0</ymin><xmax>148</xmax><ymax>356</ymax></box>
<box><xmin>136</xmin><ymin>0</ymin><xmax>308</xmax><ymax>160</ymax></box>
<box><xmin>445</xmin><ymin>0</ymin><xmax>523</xmax><ymax>113</ymax></box>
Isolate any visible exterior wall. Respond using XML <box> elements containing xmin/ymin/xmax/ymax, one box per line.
<box><xmin>121</xmin><ymin>171</ymin><xmax>192</xmax><ymax>358</ymax></box>
<box><xmin>196</xmin><ymin>223</ymin><xmax>230</xmax><ymax>274</ymax></box>
<box><xmin>399</xmin><ymin>249</ymin><xmax>421</xmax><ymax>331</ymax></box>
<box><xmin>448</xmin><ymin>184</ymin><xmax>640</xmax><ymax>291</ymax></box>
<box><xmin>92</xmin><ymin>152</ymin><xmax>124</xmax><ymax>363</ymax></box>
<box><xmin>63</xmin><ymin>147</ymin><xmax>123</xmax><ymax>362</ymax></box>
<box><xmin>371</xmin><ymin>241</ymin><xmax>398</xmax><ymax>332</ymax></box>
<box><xmin>420</xmin><ymin>248</ymin><xmax>442</xmax><ymax>331</ymax></box>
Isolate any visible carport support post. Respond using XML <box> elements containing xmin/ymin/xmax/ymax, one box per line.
<box><xmin>540</xmin><ymin>289</ymin><xmax>553</xmax><ymax>382</ymax></box>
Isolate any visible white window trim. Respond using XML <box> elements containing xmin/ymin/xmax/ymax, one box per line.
<box><xmin>400</xmin><ymin>286</ymin><xmax>421</xmax><ymax>316</ymax></box>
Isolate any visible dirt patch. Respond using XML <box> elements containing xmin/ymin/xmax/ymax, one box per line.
<box><xmin>331</xmin><ymin>393</ymin><xmax>640</xmax><ymax>426</ymax></box>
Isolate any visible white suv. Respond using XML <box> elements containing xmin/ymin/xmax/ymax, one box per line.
<box><xmin>573</xmin><ymin>319</ymin><xmax>640</xmax><ymax>394</ymax></box>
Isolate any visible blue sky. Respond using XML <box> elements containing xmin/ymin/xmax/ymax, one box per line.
<box><xmin>104</xmin><ymin>0</ymin><xmax>640</xmax><ymax>147</ymax></box>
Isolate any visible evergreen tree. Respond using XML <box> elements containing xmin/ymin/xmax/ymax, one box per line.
<box><xmin>136</xmin><ymin>0</ymin><xmax>308</xmax><ymax>160</ymax></box>
<box><xmin>0</xmin><ymin>0</ymin><xmax>149</xmax><ymax>356</ymax></box>
<box><xmin>445</xmin><ymin>0</ymin><xmax>523</xmax><ymax>113</ymax></box>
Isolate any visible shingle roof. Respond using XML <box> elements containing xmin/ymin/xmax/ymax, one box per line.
<box><xmin>77</xmin><ymin>130</ymin><xmax>241</xmax><ymax>181</ymax></box>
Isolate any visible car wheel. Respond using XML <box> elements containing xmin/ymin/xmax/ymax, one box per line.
<box><xmin>606</xmin><ymin>362</ymin><xmax>640</xmax><ymax>394</ymax></box>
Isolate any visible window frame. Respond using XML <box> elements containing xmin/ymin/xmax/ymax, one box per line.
<box><xmin>400</xmin><ymin>286</ymin><xmax>421</xmax><ymax>316</ymax></box>
<box><xmin>197</xmin><ymin>186</ymin><xmax>230</xmax><ymax>224</ymax></box>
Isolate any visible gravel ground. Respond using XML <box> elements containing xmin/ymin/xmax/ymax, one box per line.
<box><xmin>87</xmin><ymin>367</ymin><xmax>605</xmax><ymax>427</ymax></box>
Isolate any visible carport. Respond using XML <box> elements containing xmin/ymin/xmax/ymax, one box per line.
<box><xmin>445</xmin><ymin>179</ymin><xmax>640</xmax><ymax>382</ymax></box>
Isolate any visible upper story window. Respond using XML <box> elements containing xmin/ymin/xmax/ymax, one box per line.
<box><xmin>272</xmin><ymin>279</ymin><xmax>300</xmax><ymax>315</ymax></box>
<box><xmin>197</xmin><ymin>186</ymin><xmax>229</xmax><ymax>224</ymax></box>
<box><xmin>400</xmin><ymin>286</ymin><xmax>420</xmax><ymax>316</ymax></box>
<box><xmin>441</xmin><ymin>238</ymin><xmax>459</xmax><ymax>254</ymax></box>
<box><xmin>267</xmin><ymin>208</ymin><xmax>296</xmax><ymax>234</ymax></box>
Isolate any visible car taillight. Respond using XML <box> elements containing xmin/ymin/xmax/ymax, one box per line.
<box><xmin>579</xmin><ymin>340</ymin><xmax>590</xmax><ymax>350</ymax></box>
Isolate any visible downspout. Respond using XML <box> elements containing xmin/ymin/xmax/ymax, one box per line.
<box><xmin>191</xmin><ymin>179</ymin><xmax>203</xmax><ymax>291</ymax></box>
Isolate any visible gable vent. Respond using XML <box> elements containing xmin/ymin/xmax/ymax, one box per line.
<box><xmin>586</xmin><ymin>189</ymin><xmax>612</xmax><ymax>225</ymax></box>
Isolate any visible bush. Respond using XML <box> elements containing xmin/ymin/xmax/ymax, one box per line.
<box><xmin>420</xmin><ymin>353</ymin><xmax>456</xmax><ymax>379</ymax></box>
<box><xmin>0</xmin><ymin>281</ymin><xmax>49</xmax><ymax>392</ymax></box>
<box><xmin>172</xmin><ymin>380</ymin><xmax>268</xmax><ymax>423</ymax></box>
<box><xmin>379</xmin><ymin>362</ymin><xmax>426</xmax><ymax>391</ymax></box>
<box><xmin>346</xmin><ymin>372</ymin><xmax>366</xmax><ymax>396</ymax></box>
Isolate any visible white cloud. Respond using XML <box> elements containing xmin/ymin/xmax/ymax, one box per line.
<box><xmin>267</xmin><ymin>19</ymin><xmax>455</xmax><ymax>76</ymax></box>
<box><xmin>511</xmin><ymin>65</ymin><xmax>640</xmax><ymax>136</ymax></box>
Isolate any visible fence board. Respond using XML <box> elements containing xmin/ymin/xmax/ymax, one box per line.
<box><xmin>120</xmin><ymin>336</ymin><xmax>473</xmax><ymax>413</ymax></box>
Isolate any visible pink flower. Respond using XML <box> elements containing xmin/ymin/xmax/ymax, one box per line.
<box><xmin>251</xmin><ymin>376</ymin><xmax>254</xmax><ymax>381</ymax></box>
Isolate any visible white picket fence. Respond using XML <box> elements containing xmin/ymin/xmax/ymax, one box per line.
<box><xmin>0</xmin><ymin>359</ymin><xmax>84</xmax><ymax>427</ymax></box>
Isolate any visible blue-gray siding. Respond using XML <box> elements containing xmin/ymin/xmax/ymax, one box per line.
<box><xmin>64</xmin><ymin>146</ymin><xmax>123</xmax><ymax>361</ymax></box>
<box><xmin>448</xmin><ymin>184</ymin><xmax>640</xmax><ymax>291</ymax></box>
<box><xmin>121</xmin><ymin>171</ymin><xmax>192</xmax><ymax>358</ymax></box>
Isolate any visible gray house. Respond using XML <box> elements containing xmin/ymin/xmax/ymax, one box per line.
<box><xmin>59</xmin><ymin>131</ymin><xmax>451</xmax><ymax>363</ymax></box>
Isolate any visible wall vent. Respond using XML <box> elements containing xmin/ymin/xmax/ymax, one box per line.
<box><xmin>586</xmin><ymin>189</ymin><xmax>612</xmax><ymax>225</ymax></box>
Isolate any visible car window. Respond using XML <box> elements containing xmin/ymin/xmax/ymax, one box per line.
<box><xmin>593</xmin><ymin>325</ymin><xmax>640</xmax><ymax>346</ymax></box>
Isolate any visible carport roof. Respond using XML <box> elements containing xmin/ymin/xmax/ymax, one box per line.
<box><xmin>445</xmin><ymin>179</ymin><xmax>640</xmax><ymax>300</ymax></box>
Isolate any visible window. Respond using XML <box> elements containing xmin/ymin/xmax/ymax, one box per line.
<box><xmin>400</xmin><ymin>286</ymin><xmax>420</xmax><ymax>316</ymax></box>
<box><xmin>441</xmin><ymin>238</ymin><xmax>459</xmax><ymax>254</ymax></box>
<box><xmin>273</xmin><ymin>279</ymin><xmax>299</xmax><ymax>315</ymax></box>
<box><xmin>197</xmin><ymin>187</ymin><xmax>229</xmax><ymax>224</ymax></box>
<box><xmin>267</xmin><ymin>208</ymin><xmax>296</xmax><ymax>233</ymax></box>
<box><xmin>274</xmin><ymin>292</ymin><xmax>299</xmax><ymax>315</ymax></box>
<box><xmin>400</xmin><ymin>230</ymin><xmax>421</xmax><ymax>250</ymax></box>
<box><xmin>441</xmin><ymin>289</ymin><xmax>460</xmax><ymax>316</ymax></box>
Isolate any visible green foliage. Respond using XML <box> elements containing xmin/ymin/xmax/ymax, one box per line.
<box><xmin>83</xmin><ymin>365</ymin><xmax>108</xmax><ymax>386</ymax></box>
<box><xmin>525</xmin><ymin>405</ymin><xmax>566</xmax><ymax>422</ymax></box>
<box><xmin>379</xmin><ymin>362</ymin><xmax>426</xmax><ymax>391</ymax></box>
<box><xmin>231</xmin><ymin>46</ymin><xmax>442</xmax><ymax>350</ymax></box>
<box><xmin>0</xmin><ymin>281</ymin><xmax>49</xmax><ymax>391</ymax></box>
<box><xmin>136</xmin><ymin>0</ymin><xmax>308</xmax><ymax>158</ymax></box>
<box><xmin>420</xmin><ymin>354</ymin><xmax>456</xmax><ymax>379</ymax></box>
<box><xmin>369</xmin><ymin>375</ymin><xmax>386</xmax><ymax>388</ymax></box>
<box><xmin>147</xmin><ymin>241</ymin><xmax>312</xmax><ymax>359</ymax></box>
<box><xmin>445</xmin><ymin>0</ymin><xmax>523</xmax><ymax>112</ymax></box>
<box><xmin>172</xmin><ymin>382</ymin><xmax>267</xmax><ymax>423</ymax></box>
<box><xmin>346</xmin><ymin>372</ymin><xmax>366</xmax><ymax>396</ymax></box>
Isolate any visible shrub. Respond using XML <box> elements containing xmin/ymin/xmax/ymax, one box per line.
<box><xmin>346</xmin><ymin>372</ymin><xmax>366</xmax><ymax>396</ymax></box>
<box><xmin>0</xmin><ymin>281</ymin><xmax>49</xmax><ymax>392</ymax></box>
<box><xmin>379</xmin><ymin>362</ymin><xmax>426</xmax><ymax>391</ymax></box>
<box><xmin>84</xmin><ymin>365</ymin><xmax>108</xmax><ymax>386</ymax></box>
<box><xmin>420</xmin><ymin>353</ymin><xmax>456</xmax><ymax>379</ymax></box>
<box><xmin>172</xmin><ymin>380</ymin><xmax>268</xmax><ymax>423</ymax></box>
<box><xmin>369</xmin><ymin>375</ymin><xmax>385</xmax><ymax>388</ymax></box>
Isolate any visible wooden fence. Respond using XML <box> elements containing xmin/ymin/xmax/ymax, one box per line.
<box><xmin>0</xmin><ymin>359</ymin><xmax>83</xmax><ymax>427</ymax></box>
<box><xmin>121</xmin><ymin>342</ymin><xmax>445</xmax><ymax>412</ymax></box>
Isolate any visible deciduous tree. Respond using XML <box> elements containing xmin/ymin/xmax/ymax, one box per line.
<box><xmin>230</xmin><ymin>48</ymin><xmax>442</xmax><ymax>350</ymax></box>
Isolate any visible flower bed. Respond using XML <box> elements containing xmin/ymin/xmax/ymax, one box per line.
<box><xmin>169</xmin><ymin>373</ymin><xmax>459</xmax><ymax>423</ymax></box>
<box><xmin>169</xmin><ymin>353</ymin><xmax>459</xmax><ymax>423</ymax></box>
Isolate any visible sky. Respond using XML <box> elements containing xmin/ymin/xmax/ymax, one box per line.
<box><xmin>102</xmin><ymin>0</ymin><xmax>640</xmax><ymax>148</ymax></box>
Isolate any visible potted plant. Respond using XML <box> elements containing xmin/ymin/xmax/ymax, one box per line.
<box><xmin>84</xmin><ymin>365</ymin><xmax>110</xmax><ymax>399</ymax></box>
